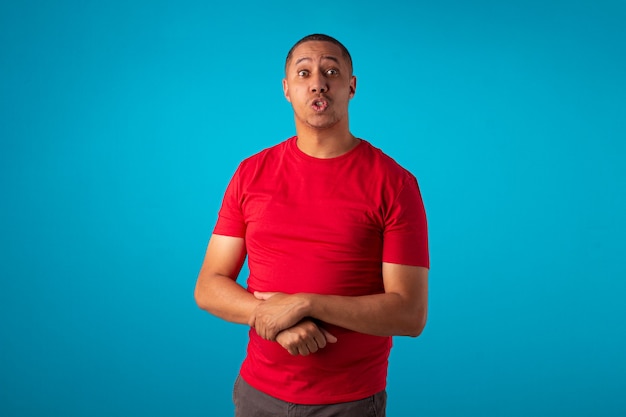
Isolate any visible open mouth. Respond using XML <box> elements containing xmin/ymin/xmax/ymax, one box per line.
<box><xmin>312</xmin><ymin>99</ymin><xmax>329</xmax><ymax>112</ymax></box>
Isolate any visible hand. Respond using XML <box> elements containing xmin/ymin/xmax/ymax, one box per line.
<box><xmin>276</xmin><ymin>319</ymin><xmax>337</xmax><ymax>356</ymax></box>
<box><xmin>248</xmin><ymin>292</ymin><xmax>309</xmax><ymax>341</ymax></box>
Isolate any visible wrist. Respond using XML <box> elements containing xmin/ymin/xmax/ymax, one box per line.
<box><xmin>297</xmin><ymin>293</ymin><xmax>315</xmax><ymax>318</ymax></box>
<box><xmin>246</xmin><ymin>298</ymin><xmax>264</xmax><ymax>327</ymax></box>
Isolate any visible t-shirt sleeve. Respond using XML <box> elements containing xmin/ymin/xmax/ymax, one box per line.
<box><xmin>213</xmin><ymin>167</ymin><xmax>246</xmax><ymax>238</ymax></box>
<box><xmin>382</xmin><ymin>174</ymin><xmax>429</xmax><ymax>268</ymax></box>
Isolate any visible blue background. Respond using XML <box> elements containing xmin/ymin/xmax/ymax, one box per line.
<box><xmin>1</xmin><ymin>1</ymin><xmax>625</xmax><ymax>416</ymax></box>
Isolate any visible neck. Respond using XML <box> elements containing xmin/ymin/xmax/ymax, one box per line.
<box><xmin>294</xmin><ymin>122</ymin><xmax>358</xmax><ymax>159</ymax></box>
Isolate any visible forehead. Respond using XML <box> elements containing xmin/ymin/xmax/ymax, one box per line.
<box><xmin>288</xmin><ymin>41</ymin><xmax>349</xmax><ymax>68</ymax></box>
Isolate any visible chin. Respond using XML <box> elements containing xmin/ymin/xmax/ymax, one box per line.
<box><xmin>307</xmin><ymin>117</ymin><xmax>338</xmax><ymax>130</ymax></box>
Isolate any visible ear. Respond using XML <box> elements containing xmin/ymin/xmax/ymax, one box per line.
<box><xmin>349</xmin><ymin>75</ymin><xmax>357</xmax><ymax>99</ymax></box>
<box><xmin>282</xmin><ymin>78</ymin><xmax>291</xmax><ymax>102</ymax></box>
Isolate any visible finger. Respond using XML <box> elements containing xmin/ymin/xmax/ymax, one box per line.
<box><xmin>263</xmin><ymin>322</ymin><xmax>278</xmax><ymax>341</ymax></box>
<box><xmin>265</xmin><ymin>327</ymin><xmax>277</xmax><ymax>341</ymax></box>
<box><xmin>259</xmin><ymin>326</ymin><xmax>270</xmax><ymax>341</ymax></box>
<box><xmin>276</xmin><ymin>333</ymin><xmax>296</xmax><ymax>355</ymax></box>
<box><xmin>298</xmin><ymin>345</ymin><xmax>310</xmax><ymax>356</ymax></box>
<box><xmin>253</xmin><ymin>291</ymin><xmax>277</xmax><ymax>300</ymax></box>
<box><xmin>321</xmin><ymin>328</ymin><xmax>338</xmax><ymax>343</ymax></box>
<box><xmin>313</xmin><ymin>330</ymin><xmax>327</xmax><ymax>349</ymax></box>
<box><xmin>307</xmin><ymin>339</ymin><xmax>319</xmax><ymax>354</ymax></box>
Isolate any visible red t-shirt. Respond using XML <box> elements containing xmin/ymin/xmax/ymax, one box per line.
<box><xmin>214</xmin><ymin>137</ymin><xmax>429</xmax><ymax>404</ymax></box>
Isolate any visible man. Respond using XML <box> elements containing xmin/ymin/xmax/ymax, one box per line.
<box><xmin>195</xmin><ymin>34</ymin><xmax>429</xmax><ymax>416</ymax></box>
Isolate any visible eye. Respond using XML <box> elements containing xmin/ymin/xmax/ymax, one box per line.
<box><xmin>326</xmin><ymin>68</ymin><xmax>339</xmax><ymax>76</ymax></box>
<box><xmin>297</xmin><ymin>70</ymin><xmax>309</xmax><ymax>77</ymax></box>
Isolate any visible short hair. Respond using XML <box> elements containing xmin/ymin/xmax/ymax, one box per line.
<box><xmin>285</xmin><ymin>34</ymin><xmax>353</xmax><ymax>74</ymax></box>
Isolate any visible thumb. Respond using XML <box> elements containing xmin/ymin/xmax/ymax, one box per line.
<box><xmin>253</xmin><ymin>291</ymin><xmax>276</xmax><ymax>300</ymax></box>
<box><xmin>321</xmin><ymin>328</ymin><xmax>338</xmax><ymax>344</ymax></box>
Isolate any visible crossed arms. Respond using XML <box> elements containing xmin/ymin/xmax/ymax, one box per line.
<box><xmin>194</xmin><ymin>234</ymin><xmax>428</xmax><ymax>356</ymax></box>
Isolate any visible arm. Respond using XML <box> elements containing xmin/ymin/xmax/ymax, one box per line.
<box><xmin>251</xmin><ymin>263</ymin><xmax>428</xmax><ymax>340</ymax></box>
<box><xmin>194</xmin><ymin>234</ymin><xmax>259</xmax><ymax>324</ymax></box>
<box><xmin>195</xmin><ymin>234</ymin><xmax>337</xmax><ymax>353</ymax></box>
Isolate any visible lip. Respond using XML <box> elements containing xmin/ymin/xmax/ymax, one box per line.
<box><xmin>310</xmin><ymin>96</ymin><xmax>330</xmax><ymax>112</ymax></box>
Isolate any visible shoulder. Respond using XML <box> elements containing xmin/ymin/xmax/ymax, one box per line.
<box><xmin>359</xmin><ymin>139</ymin><xmax>416</xmax><ymax>183</ymax></box>
<box><xmin>236</xmin><ymin>137</ymin><xmax>293</xmax><ymax>175</ymax></box>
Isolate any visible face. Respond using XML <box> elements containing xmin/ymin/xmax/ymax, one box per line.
<box><xmin>283</xmin><ymin>41</ymin><xmax>356</xmax><ymax>131</ymax></box>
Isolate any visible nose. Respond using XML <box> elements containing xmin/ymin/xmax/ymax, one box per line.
<box><xmin>310</xmin><ymin>73</ymin><xmax>328</xmax><ymax>94</ymax></box>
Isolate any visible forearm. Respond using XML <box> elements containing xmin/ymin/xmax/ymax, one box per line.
<box><xmin>303</xmin><ymin>292</ymin><xmax>427</xmax><ymax>337</ymax></box>
<box><xmin>194</xmin><ymin>274</ymin><xmax>260</xmax><ymax>325</ymax></box>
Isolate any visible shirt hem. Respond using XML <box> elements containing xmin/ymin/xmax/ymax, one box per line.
<box><xmin>240</xmin><ymin>373</ymin><xmax>386</xmax><ymax>405</ymax></box>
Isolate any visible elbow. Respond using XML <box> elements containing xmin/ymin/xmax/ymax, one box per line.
<box><xmin>194</xmin><ymin>283</ymin><xmax>211</xmax><ymax>312</ymax></box>
<box><xmin>407</xmin><ymin>323</ymin><xmax>425</xmax><ymax>338</ymax></box>
<box><xmin>405</xmin><ymin>310</ymin><xmax>427</xmax><ymax>338</ymax></box>
<box><xmin>194</xmin><ymin>286</ymin><xmax>204</xmax><ymax>309</ymax></box>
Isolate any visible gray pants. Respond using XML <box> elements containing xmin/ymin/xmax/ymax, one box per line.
<box><xmin>233</xmin><ymin>375</ymin><xmax>387</xmax><ymax>417</ymax></box>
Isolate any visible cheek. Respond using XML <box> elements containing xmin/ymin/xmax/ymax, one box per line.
<box><xmin>292</xmin><ymin>89</ymin><xmax>308</xmax><ymax>105</ymax></box>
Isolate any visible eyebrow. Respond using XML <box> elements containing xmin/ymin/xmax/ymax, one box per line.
<box><xmin>294</xmin><ymin>55</ymin><xmax>340</xmax><ymax>66</ymax></box>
